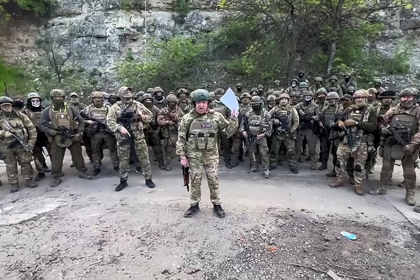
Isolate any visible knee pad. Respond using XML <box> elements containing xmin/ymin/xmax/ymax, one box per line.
<box><xmin>335</xmin><ymin>158</ymin><xmax>345</xmax><ymax>168</ymax></box>
<box><xmin>354</xmin><ymin>164</ymin><xmax>363</xmax><ymax>172</ymax></box>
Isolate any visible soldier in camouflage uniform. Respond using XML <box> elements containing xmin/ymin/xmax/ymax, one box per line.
<box><xmin>285</xmin><ymin>78</ymin><xmax>299</xmax><ymax>96</ymax></box>
<box><xmin>153</xmin><ymin>87</ymin><xmax>167</xmax><ymax>110</ymax></box>
<box><xmin>319</xmin><ymin>92</ymin><xmax>340</xmax><ymax>170</ymax></box>
<box><xmin>315</xmin><ymin>87</ymin><xmax>327</xmax><ymax>108</ymax></box>
<box><xmin>273</xmin><ymin>80</ymin><xmax>283</xmax><ymax>92</ymax></box>
<box><xmin>341</xmin><ymin>73</ymin><xmax>357</xmax><ymax>95</ymax></box>
<box><xmin>373</xmin><ymin>78</ymin><xmax>385</xmax><ymax>94</ymax></box>
<box><xmin>157</xmin><ymin>94</ymin><xmax>184</xmax><ymax>171</ymax></box>
<box><xmin>0</xmin><ymin>96</ymin><xmax>38</xmax><ymax>192</ymax></box>
<box><xmin>314</xmin><ymin>77</ymin><xmax>323</xmax><ymax>92</ymax></box>
<box><xmin>40</xmin><ymin>89</ymin><xmax>92</xmax><ymax>187</ymax></box>
<box><xmin>141</xmin><ymin>93</ymin><xmax>163</xmax><ymax>170</ymax></box>
<box><xmin>109</xmin><ymin>93</ymin><xmax>119</xmax><ymax>105</ymax></box>
<box><xmin>289</xmin><ymin>91</ymin><xmax>299</xmax><ymax>106</ymax></box>
<box><xmin>24</xmin><ymin>92</ymin><xmax>51</xmax><ymax>182</ymax></box>
<box><xmin>327</xmin><ymin>76</ymin><xmax>343</xmax><ymax>97</ymax></box>
<box><xmin>177</xmin><ymin>89</ymin><xmax>238</xmax><ymax>218</ymax></box>
<box><xmin>297</xmin><ymin>70</ymin><xmax>309</xmax><ymax>85</ymax></box>
<box><xmin>83</xmin><ymin>91</ymin><xmax>119</xmax><ymax>176</ymax></box>
<box><xmin>240</xmin><ymin>96</ymin><xmax>272</xmax><ymax>177</ymax></box>
<box><xmin>232</xmin><ymin>92</ymin><xmax>252</xmax><ymax>165</ymax></box>
<box><xmin>266</xmin><ymin>94</ymin><xmax>276</xmax><ymax>111</ymax></box>
<box><xmin>329</xmin><ymin>90</ymin><xmax>377</xmax><ymax>195</ymax></box>
<box><xmin>235</xmin><ymin>83</ymin><xmax>243</xmax><ymax>98</ymax></box>
<box><xmin>12</xmin><ymin>95</ymin><xmax>25</xmax><ymax>113</ymax></box>
<box><xmin>365</xmin><ymin>88</ymin><xmax>381</xmax><ymax>174</ymax></box>
<box><xmin>107</xmin><ymin>86</ymin><xmax>155</xmax><ymax>191</ymax></box>
<box><xmin>346</xmin><ymin>86</ymin><xmax>356</xmax><ymax>96</ymax></box>
<box><xmin>177</xmin><ymin>88</ymin><xmax>191</xmax><ymax>113</ymax></box>
<box><xmin>269</xmin><ymin>93</ymin><xmax>299</xmax><ymax>173</ymax></box>
<box><xmin>212</xmin><ymin>88</ymin><xmax>234</xmax><ymax>168</ymax></box>
<box><xmin>295</xmin><ymin>89</ymin><xmax>320</xmax><ymax>169</ymax></box>
<box><xmin>371</xmin><ymin>88</ymin><xmax>420</xmax><ymax>208</ymax></box>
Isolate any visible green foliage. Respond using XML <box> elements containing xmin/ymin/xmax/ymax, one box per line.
<box><xmin>117</xmin><ymin>37</ymin><xmax>207</xmax><ymax>91</ymax></box>
<box><xmin>121</xmin><ymin>0</ymin><xmax>148</xmax><ymax>11</ymax></box>
<box><xmin>173</xmin><ymin>0</ymin><xmax>190</xmax><ymax>13</ymax></box>
<box><xmin>0</xmin><ymin>0</ymin><xmax>53</xmax><ymax>24</ymax></box>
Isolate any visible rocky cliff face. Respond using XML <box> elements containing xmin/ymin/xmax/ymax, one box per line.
<box><xmin>1</xmin><ymin>0</ymin><xmax>420</xmax><ymax>91</ymax></box>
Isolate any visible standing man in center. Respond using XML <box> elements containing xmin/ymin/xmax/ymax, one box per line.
<box><xmin>176</xmin><ymin>89</ymin><xmax>238</xmax><ymax>218</ymax></box>
<box><xmin>107</xmin><ymin>86</ymin><xmax>156</xmax><ymax>191</ymax></box>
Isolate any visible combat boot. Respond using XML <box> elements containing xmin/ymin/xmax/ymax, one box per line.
<box><xmin>318</xmin><ymin>163</ymin><xmax>327</xmax><ymax>170</ymax></box>
<box><xmin>326</xmin><ymin>169</ymin><xmax>336</xmax><ymax>177</ymax></box>
<box><xmin>250</xmin><ymin>167</ymin><xmax>257</xmax><ymax>172</ymax></box>
<box><xmin>25</xmin><ymin>180</ymin><xmax>38</xmax><ymax>188</ymax></box>
<box><xmin>43</xmin><ymin>166</ymin><xmax>51</xmax><ymax>173</ymax></box>
<box><xmin>10</xmin><ymin>183</ymin><xmax>19</xmax><ymax>193</ymax></box>
<box><xmin>114</xmin><ymin>166</ymin><xmax>119</xmax><ymax>171</ymax></box>
<box><xmin>115</xmin><ymin>179</ymin><xmax>128</xmax><ymax>192</ymax></box>
<box><xmin>290</xmin><ymin>166</ymin><xmax>298</xmax><ymax>174</ymax></box>
<box><xmin>92</xmin><ymin>168</ymin><xmax>101</xmax><ymax>176</ymax></box>
<box><xmin>264</xmin><ymin>170</ymin><xmax>270</xmax><ymax>179</ymax></box>
<box><xmin>135</xmin><ymin>166</ymin><xmax>142</xmax><ymax>173</ymax></box>
<box><xmin>405</xmin><ymin>190</ymin><xmax>416</xmax><ymax>206</ymax></box>
<box><xmin>329</xmin><ymin>180</ymin><xmax>344</xmax><ymax>188</ymax></box>
<box><xmin>414</xmin><ymin>205</ymin><xmax>420</xmax><ymax>213</ymax></box>
<box><xmin>213</xmin><ymin>204</ymin><xmax>226</xmax><ymax>218</ymax></box>
<box><xmin>354</xmin><ymin>184</ymin><xmax>364</xmax><ymax>195</ymax></box>
<box><xmin>50</xmin><ymin>178</ymin><xmax>62</xmax><ymax>187</ymax></box>
<box><xmin>238</xmin><ymin>155</ymin><xmax>244</xmax><ymax>162</ymax></box>
<box><xmin>70</xmin><ymin>162</ymin><xmax>76</xmax><ymax>167</ymax></box>
<box><xmin>311</xmin><ymin>162</ymin><xmax>317</xmax><ymax>170</ymax></box>
<box><xmin>398</xmin><ymin>181</ymin><xmax>406</xmax><ymax>188</ymax></box>
<box><xmin>369</xmin><ymin>183</ymin><xmax>387</xmax><ymax>195</ymax></box>
<box><xmin>184</xmin><ymin>204</ymin><xmax>200</xmax><ymax>218</ymax></box>
<box><xmin>79</xmin><ymin>171</ymin><xmax>92</xmax><ymax>180</ymax></box>
<box><xmin>158</xmin><ymin>160</ymin><xmax>165</xmax><ymax>170</ymax></box>
<box><xmin>34</xmin><ymin>172</ymin><xmax>46</xmax><ymax>182</ymax></box>
<box><xmin>225</xmin><ymin>161</ymin><xmax>232</xmax><ymax>169</ymax></box>
<box><xmin>145</xmin><ymin>179</ymin><xmax>155</xmax><ymax>188</ymax></box>
<box><xmin>349</xmin><ymin>177</ymin><xmax>355</xmax><ymax>185</ymax></box>
<box><xmin>165</xmin><ymin>164</ymin><xmax>172</xmax><ymax>171</ymax></box>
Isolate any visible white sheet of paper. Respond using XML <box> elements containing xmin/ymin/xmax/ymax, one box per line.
<box><xmin>220</xmin><ymin>87</ymin><xmax>239</xmax><ymax>117</ymax></box>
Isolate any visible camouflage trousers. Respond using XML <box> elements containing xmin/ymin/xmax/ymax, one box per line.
<box><xmin>189</xmin><ymin>152</ymin><xmax>221</xmax><ymax>206</ymax></box>
<box><xmin>232</xmin><ymin>131</ymin><xmax>244</xmax><ymax>164</ymax></box>
<box><xmin>295</xmin><ymin>129</ymin><xmax>318</xmax><ymax>163</ymax></box>
<box><xmin>51</xmin><ymin>141</ymin><xmax>87</xmax><ymax>178</ymax></box>
<box><xmin>270</xmin><ymin>134</ymin><xmax>296</xmax><ymax>167</ymax></box>
<box><xmin>248</xmin><ymin>137</ymin><xmax>269</xmax><ymax>170</ymax></box>
<box><xmin>336</xmin><ymin>142</ymin><xmax>368</xmax><ymax>186</ymax></box>
<box><xmin>160</xmin><ymin>136</ymin><xmax>177</xmax><ymax>166</ymax></box>
<box><xmin>91</xmin><ymin>131</ymin><xmax>119</xmax><ymax>169</ymax></box>
<box><xmin>117</xmin><ymin>132</ymin><xmax>152</xmax><ymax>181</ymax></box>
<box><xmin>380</xmin><ymin>145</ymin><xmax>417</xmax><ymax>190</ymax></box>
<box><xmin>145</xmin><ymin>129</ymin><xmax>163</xmax><ymax>164</ymax></box>
<box><xmin>3</xmin><ymin>146</ymin><xmax>34</xmax><ymax>184</ymax></box>
<box><xmin>33</xmin><ymin>141</ymin><xmax>51</xmax><ymax>172</ymax></box>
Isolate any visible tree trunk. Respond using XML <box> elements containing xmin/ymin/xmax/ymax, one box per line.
<box><xmin>4</xmin><ymin>82</ymin><xmax>9</xmax><ymax>96</ymax></box>
<box><xmin>325</xmin><ymin>40</ymin><xmax>336</xmax><ymax>77</ymax></box>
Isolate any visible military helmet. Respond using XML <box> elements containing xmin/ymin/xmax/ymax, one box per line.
<box><xmin>373</xmin><ymin>78</ymin><xmax>382</xmax><ymax>83</ymax></box>
<box><xmin>301</xmin><ymin>89</ymin><xmax>313</xmax><ymax>96</ymax></box>
<box><xmin>347</xmin><ymin>86</ymin><xmax>356</xmax><ymax>92</ymax></box>
<box><xmin>240</xmin><ymin>92</ymin><xmax>252</xmax><ymax>99</ymax></box>
<box><xmin>329</xmin><ymin>75</ymin><xmax>338</xmax><ymax>81</ymax></box>
<box><xmin>399</xmin><ymin>88</ymin><xmax>418</xmax><ymax>97</ymax></box>
<box><xmin>273</xmin><ymin>90</ymin><xmax>282</xmax><ymax>97</ymax></box>
<box><xmin>147</xmin><ymin>88</ymin><xmax>154</xmax><ymax>93</ymax></box>
<box><xmin>267</xmin><ymin>94</ymin><xmax>276</xmax><ymax>101</ymax></box>
<box><xmin>279</xmin><ymin>93</ymin><xmax>290</xmax><ymax>99</ymax></box>
<box><xmin>214</xmin><ymin>88</ymin><xmax>225</xmax><ymax>95</ymax></box>
<box><xmin>177</xmin><ymin>88</ymin><xmax>189</xmax><ymax>96</ymax></box>
<box><xmin>141</xmin><ymin>93</ymin><xmax>153</xmax><ymax>101</ymax></box>
<box><xmin>91</xmin><ymin>91</ymin><xmax>104</xmax><ymax>98</ymax></box>
<box><xmin>315</xmin><ymin>77</ymin><xmax>323</xmax><ymax>82</ymax></box>
<box><xmin>137</xmin><ymin>91</ymin><xmax>145</xmax><ymax>98</ymax></box>
<box><xmin>69</xmin><ymin>92</ymin><xmax>78</xmax><ymax>97</ymax></box>
<box><xmin>298</xmin><ymin>70</ymin><xmax>305</xmax><ymax>74</ymax></box>
<box><xmin>353</xmin><ymin>89</ymin><xmax>369</xmax><ymax>98</ymax></box>
<box><xmin>378</xmin><ymin>90</ymin><xmax>396</xmax><ymax>99</ymax></box>
<box><xmin>166</xmin><ymin>94</ymin><xmax>178</xmax><ymax>102</ymax></box>
<box><xmin>192</xmin><ymin>89</ymin><xmax>211</xmax><ymax>102</ymax></box>
<box><xmin>274</xmin><ymin>80</ymin><xmax>281</xmax><ymax>84</ymax></box>
<box><xmin>103</xmin><ymin>92</ymin><xmax>110</xmax><ymax>99</ymax></box>
<box><xmin>250</xmin><ymin>96</ymin><xmax>262</xmax><ymax>105</ymax></box>
<box><xmin>250</xmin><ymin>87</ymin><xmax>258</xmax><ymax>93</ymax></box>
<box><xmin>236</xmin><ymin>83</ymin><xmax>243</xmax><ymax>88</ymax></box>
<box><xmin>209</xmin><ymin>91</ymin><xmax>215</xmax><ymax>99</ymax></box>
<box><xmin>344</xmin><ymin>73</ymin><xmax>351</xmax><ymax>78</ymax></box>
<box><xmin>367</xmin><ymin>88</ymin><xmax>378</xmax><ymax>95</ymax></box>
<box><xmin>290</xmin><ymin>77</ymin><xmax>298</xmax><ymax>83</ymax></box>
<box><xmin>316</xmin><ymin>87</ymin><xmax>327</xmax><ymax>95</ymax></box>
<box><xmin>326</xmin><ymin>92</ymin><xmax>340</xmax><ymax>100</ymax></box>
<box><xmin>50</xmin><ymin>89</ymin><xmax>65</xmax><ymax>97</ymax></box>
<box><xmin>257</xmin><ymin>84</ymin><xmax>264</xmax><ymax>90</ymax></box>
<box><xmin>299</xmin><ymin>82</ymin><xmax>309</xmax><ymax>89</ymax></box>
<box><xmin>0</xmin><ymin>96</ymin><xmax>14</xmax><ymax>105</ymax></box>
<box><xmin>27</xmin><ymin>92</ymin><xmax>41</xmax><ymax>100</ymax></box>
<box><xmin>153</xmin><ymin>86</ymin><xmax>164</xmax><ymax>94</ymax></box>
<box><xmin>118</xmin><ymin>86</ymin><xmax>133</xmax><ymax>97</ymax></box>
<box><xmin>267</xmin><ymin>89</ymin><xmax>275</xmax><ymax>95</ymax></box>
<box><xmin>341</xmin><ymin>94</ymin><xmax>353</xmax><ymax>101</ymax></box>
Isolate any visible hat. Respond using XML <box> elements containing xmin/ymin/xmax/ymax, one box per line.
<box><xmin>341</xmin><ymin>94</ymin><xmax>353</xmax><ymax>101</ymax></box>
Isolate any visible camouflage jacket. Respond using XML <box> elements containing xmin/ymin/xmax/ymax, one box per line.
<box><xmin>269</xmin><ymin>105</ymin><xmax>300</xmax><ymax>133</ymax></box>
<box><xmin>0</xmin><ymin>110</ymin><xmax>37</xmax><ymax>149</ymax></box>
<box><xmin>176</xmin><ymin>110</ymin><xmax>238</xmax><ymax>158</ymax></box>
<box><xmin>157</xmin><ymin>106</ymin><xmax>185</xmax><ymax>138</ymax></box>
<box><xmin>107</xmin><ymin>100</ymin><xmax>153</xmax><ymax>136</ymax></box>
<box><xmin>239</xmin><ymin>109</ymin><xmax>273</xmax><ymax>137</ymax></box>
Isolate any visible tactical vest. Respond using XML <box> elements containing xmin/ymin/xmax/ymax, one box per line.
<box><xmin>178</xmin><ymin>99</ymin><xmax>189</xmax><ymax>112</ymax></box>
<box><xmin>247</xmin><ymin>110</ymin><xmax>264</xmax><ymax>136</ymax></box>
<box><xmin>322</xmin><ymin>105</ymin><xmax>339</xmax><ymax>127</ymax></box>
<box><xmin>28</xmin><ymin>111</ymin><xmax>43</xmax><ymax>127</ymax></box>
<box><xmin>187</xmin><ymin>116</ymin><xmax>217</xmax><ymax>151</ymax></box>
<box><xmin>379</xmin><ymin>105</ymin><xmax>390</xmax><ymax>116</ymax></box>
<box><xmin>274</xmin><ymin>105</ymin><xmax>293</xmax><ymax>134</ymax></box>
<box><xmin>49</xmin><ymin>106</ymin><xmax>74</xmax><ymax>131</ymax></box>
<box><xmin>297</xmin><ymin>102</ymin><xmax>316</xmax><ymax>130</ymax></box>
<box><xmin>161</xmin><ymin>108</ymin><xmax>180</xmax><ymax>144</ymax></box>
<box><xmin>89</xmin><ymin>105</ymin><xmax>108</xmax><ymax>124</ymax></box>
<box><xmin>1</xmin><ymin>113</ymin><xmax>28</xmax><ymax>146</ymax></box>
<box><xmin>212</xmin><ymin>101</ymin><xmax>227</xmax><ymax>117</ymax></box>
<box><xmin>118</xmin><ymin>103</ymin><xmax>140</xmax><ymax>131</ymax></box>
<box><xmin>343</xmin><ymin>107</ymin><xmax>370</xmax><ymax>151</ymax></box>
<box><xmin>389</xmin><ymin>107</ymin><xmax>419</xmax><ymax>145</ymax></box>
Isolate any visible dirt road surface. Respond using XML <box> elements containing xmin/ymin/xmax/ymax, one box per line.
<box><xmin>0</xmin><ymin>154</ymin><xmax>419</xmax><ymax>280</ymax></box>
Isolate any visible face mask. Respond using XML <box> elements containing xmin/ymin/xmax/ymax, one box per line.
<box><xmin>252</xmin><ymin>105</ymin><xmax>262</xmax><ymax>112</ymax></box>
<box><xmin>274</xmin><ymin>83</ymin><xmax>280</xmax><ymax>87</ymax></box>
<box><xmin>299</xmin><ymin>74</ymin><xmax>304</xmax><ymax>78</ymax></box>
<box><xmin>258</xmin><ymin>90</ymin><xmax>263</xmax><ymax>94</ymax></box>
<box><xmin>381</xmin><ymin>99</ymin><xmax>392</xmax><ymax>106</ymax></box>
<box><xmin>31</xmin><ymin>98</ymin><xmax>41</xmax><ymax>108</ymax></box>
<box><xmin>144</xmin><ymin>100</ymin><xmax>153</xmax><ymax>107</ymax></box>
<box><xmin>345</xmin><ymin>77</ymin><xmax>350</xmax><ymax>83</ymax></box>
<box><xmin>347</xmin><ymin>91</ymin><xmax>355</xmax><ymax>96</ymax></box>
<box><xmin>328</xmin><ymin>99</ymin><xmax>337</xmax><ymax>106</ymax></box>
<box><xmin>52</xmin><ymin>98</ymin><xmax>64</xmax><ymax>108</ymax></box>
<box><xmin>236</xmin><ymin>88</ymin><xmax>242</xmax><ymax>92</ymax></box>
<box><xmin>155</xmin><ymin>94</ymin><xmax>163</xmax><ymax>101</ymax></box>
<box><xmin>291</xmin><ymin>82</ymin><xmax>297</xmax><ymax>88</ymax></box>
<box><xmin>109</xmin><ymin>97</ymin><xmax>118</xmax><ymax>104</ymax></box>
<box><xmin>268</xmin><ymin>101</ymin><xmax>275</xmax><ymax>107</ymax></box>
<box><xmin>342</xmin><ymin>100</ymin><xmax>352</xmax><ymax>108</ymax></box>
<box><xmin>168</xmin><ymin>102</ymin><xmax>177</xmax><ymax>109</ymax></box>
<box><xmin>318</xmin><ymin>96</ymin><xmax>326</xmax><ymax>102</ymax></box>
<box><xmin>14</xmin><ymin>100</ymin><xmax>24</xmax><ymax>108</ymax></box>
<box><xmin>330</xmin><ymin>80</ymin><xmax>336</xmax><ymax>85</ymax></box>
<box><xmin>304</xmin><ymin>96</ymin><xmax>312</xmax><ymax>102</ymax></box>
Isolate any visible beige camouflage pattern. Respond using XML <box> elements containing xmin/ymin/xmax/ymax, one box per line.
<box><xmin>176</xmin><ymin>110</ymin><xmax>238</xmax><ymax>205</ymax></box>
